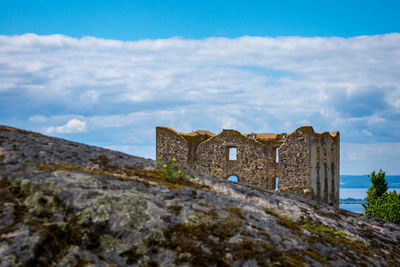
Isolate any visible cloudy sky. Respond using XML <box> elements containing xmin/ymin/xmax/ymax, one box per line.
<box><xmin>1</xmin><ymin>1</ymin><xmax>400</xmax><ymax>174</ymax></box>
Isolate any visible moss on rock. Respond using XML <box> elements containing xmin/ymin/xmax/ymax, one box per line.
<box><xmin>77</xmin><ymin>190</ymin><xmax>149</xmax><ymax>232</ymax></box>
<box><xmin>144</xmin><ymin>228</ymin><xmax>167</xmax><ymax>249</ymax></box>
<box><xmin>163</xmin><ymin>208</ymin><xmax>247</xmax><ymax>266</ymax></box>
<box><xmin>99</xmin><ymin>234</ymin><xmax>125</xmax><ymax>253</ymax></box>
<box><xmin>24</xmin><ymin>192</ymin><xmax>57</xmax><ymax>218</ymax></box>
<box><xmin>167</xmin><ymin>204</ymin><xmax>183</xmax><ymax>216</ymax></box>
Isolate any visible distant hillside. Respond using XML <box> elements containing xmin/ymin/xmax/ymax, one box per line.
<box><xmin>340</xmin><ymin>175</ymin><xmax>400</xmax><ymax>188</ymax></box>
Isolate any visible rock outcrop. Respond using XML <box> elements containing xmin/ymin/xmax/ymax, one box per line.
<box><xmin>0</xmin><ymin>125</ymin><xmax>399</xmax><ymax>266</ymax></box>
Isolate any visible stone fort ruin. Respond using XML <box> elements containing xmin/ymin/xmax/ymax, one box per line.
<box><xmin>156</xmin><ymin>126</ymin><xmax>340</xmax><ymax>207</ymax></box>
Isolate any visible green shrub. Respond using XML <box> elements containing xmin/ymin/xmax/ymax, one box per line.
<box><xmin>363</xmin><ymin>191</ymin><xmax>400</xmax><ymax>224</ymax></box>
<box><xmin>363</xmin><ymin>170</ymin><xmax>400</xmax><ymax>225</ymax></box>
<box><xmin>365</xmin><ymin>169</ymin><xmax>388</xmax><ymax>202</ymax></box>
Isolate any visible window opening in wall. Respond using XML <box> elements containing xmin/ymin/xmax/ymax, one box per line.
<box><xmin>276</xmin><ymin>148</ymin><xmax>279</xmax><ymax>163</ymax></box>
<box><xmin>229</xmin><ymin>147</ymin><xmax>237</xmax><ymax>160</ymax></box>
<box><xmin>275</xmin><ymin>177</ymin><xmax>279</xmax><ymax>190</ymax></box>
<box><xmin>228</xmin><ymin>176</ymin><xmax>238</xmax><ymax>183</ymax></box>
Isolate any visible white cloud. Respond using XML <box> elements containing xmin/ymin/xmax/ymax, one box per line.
<box><xmin>46</xmin><ymin>119</ymin><xmax>87</xmax><ymax>134</ymax></box>
<box><xmin>80</xmin><ymin>90</ymin><xmax>100</xmax><ymax>104</ymax></box>
<box><xmin>361</xmin><ymin>129</ymin><xmax>373</xmax><ymax>137</ymax></box>
<box><xmin>28</xmin><ymin>115</ymin><xmax>47</xmax><ymax>123</ymax></box>
<box><xmin>342</xmin><ymin>142</ymin><xmax>400</xmax><ymax>175</ymax></box>
<box><xmin>1</xmin><ymin>33</ymin><xmax>400</xmax><ymax>173</ymax></box>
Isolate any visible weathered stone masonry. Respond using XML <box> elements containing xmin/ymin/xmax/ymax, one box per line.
<box><xmin>156</xmin><ymin>126</ymin><xmax>340</xmax><ymax>207</ymax></box>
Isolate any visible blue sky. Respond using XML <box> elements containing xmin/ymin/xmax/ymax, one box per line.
<box><xmin>1</xmin><ymin>1</ymin><xmax>400</xmax><ymax>174</ymax></box>
<box><xmin>2</xmin><ymin>0</ymin><xmax>400</xmax><ymax>39</ymax></box>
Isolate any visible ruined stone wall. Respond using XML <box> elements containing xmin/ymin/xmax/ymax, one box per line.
<box><xmin>192</xmin><ymin>130</ymin><xmax>276</xmax><ymax>189</ymax></box>
<box><xmin>309</xmin><ymin>131</ymin><xmax>340</xmax><ymax>206</ymax></box>
<box><xmin>277</xmin><ymin>127</ymin><xmax>312</xmax><ymax>189</ymax></box>
<box><xmin>277</xmin><ymin>127</ymin><xmax>340</xmax><ymax>207</ymax></box>
<box><xmin>155</xmin><ymin>127</ymin><xmax>189</xmax><ymax>165</ymax></box>
<box><xmin>156</xmin><ymin>126</ymin><xmax>340</xmax><ymax>207</ymax></box>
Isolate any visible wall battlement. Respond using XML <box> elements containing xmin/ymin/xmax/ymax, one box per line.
<box><xmin>156</xmin><ymin>126</ymin><xmax>340</xmax><ymax>207</ymax></box>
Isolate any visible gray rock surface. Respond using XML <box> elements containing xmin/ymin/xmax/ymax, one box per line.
<box><xmin>0</xmin><ymin>125</ymin><xmax>400</xmax><ymax>266</ymax></box>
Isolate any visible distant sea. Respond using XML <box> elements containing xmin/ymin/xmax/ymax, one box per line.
<box><xmin>340</xmin><ymin>175</ymin><xmax>400</xmax><ymax>188</ymax></box>
<box><xmin>339</xmin><ymin>175</ymin><xmax>400</xmax><ymax>213</ymax></box>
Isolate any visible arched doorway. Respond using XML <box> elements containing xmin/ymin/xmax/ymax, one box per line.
<box><xmin>227</xmin><ymin>175</ymin><xmax>238</xmax><ymax>183</ymax></box>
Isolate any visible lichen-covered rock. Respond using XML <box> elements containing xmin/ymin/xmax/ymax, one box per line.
<box><xmin>77</xmin><ymin>190</ymin><xmax>149</xmax><ymax>232</ymax></box>
<box><xmin>0</xmin><ymin>226</ymin><xmax>46</xmax><ymax>266</ymax></box>
<box><xmin>24</xmin><ymin>191</ymin><xmax>58</xmax><ymax>217</ymax></box>
<box><xmin>57</xmin><ymin>246</ymin><xmax>106</xmax><ymax>267</ymax></box>
<box><xmin>0</xmin><ymin>202</ymin><xmax>14</xmax><ymax>229</ymax></box>
<box><xmin>1</xmin><ymin>125</ymin><xmax>400</xmax><ymax>266</ymax></box>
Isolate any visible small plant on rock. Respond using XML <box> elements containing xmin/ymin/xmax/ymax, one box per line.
<box><xmin>155</xmin><ymin>157</ymin><xmax>189</xmax><ymax>184</ymax></box>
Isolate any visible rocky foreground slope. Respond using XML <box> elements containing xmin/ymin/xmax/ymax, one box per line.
<box><xmin>0</xmin><ymin>125</ymin><xmax>399</xmax><ymax>267</ymax></box>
